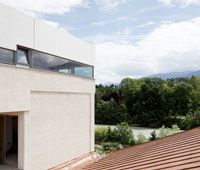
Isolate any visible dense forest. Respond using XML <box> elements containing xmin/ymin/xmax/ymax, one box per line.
<box><xmin>95</xmin><ymin>76</ymin><xmax>200</xmax><ymax>130</ymax></box>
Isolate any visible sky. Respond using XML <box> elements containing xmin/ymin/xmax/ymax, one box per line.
<box><xmin>1</xmin><ymin>0</ymin><xmax>200</xmax><ymax>84</ymax></box>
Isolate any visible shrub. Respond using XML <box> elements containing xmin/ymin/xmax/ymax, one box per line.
<box><xmin>114</xmin><ymin>122</ymin><xmax>135</xmax><ymax>145</ymax></box>
<box><xmin>95</xmin><ymin>145</ymin><xmax>104</xmax><ymax>154</ymax></box>
<box><xmin>180</xmin><ymin>113</ymin><xmax>200</xmax><ymax>130</ymax></box>
<box><xmin>95</xmin><ymin>122</ymin><xmax>135</xmax><ymax>146</ymax></box>
<box><xmin>158</xmin><ymin>125</ymin><xmax>180</xmax><ymax>138</ymax></box>
<box><xmin>101</xmin><ymin>142</ymin><xmax>121</xmax><ymax>153</ymax></box>
<box><xmin>95</xmin><ymin>127</ymin><xmax>108</xmax><ymax>144</ymax></box>
<box><xmin>171</xmin><ymin>124</ymin><xmax>180</xmax><ymax>133</ymax></box>
<box><xmin>106</xmin><ymin>127</ymin><xmax>119</xmax><ymax>142</ymax></box>
<box><xmin>158</xmin><ymin>126</ymin><xmax>171</xmax><ymax>138</ymax></box>
<box><xmin>136</xmin><ymin>133</ymin><xmax>148</xmax><ymax>144</ymax></box>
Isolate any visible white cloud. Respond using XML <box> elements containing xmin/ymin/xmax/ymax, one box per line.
<box><xmin>91</xmin><ymin>16</ymin><xmax>131</xmax><ymax>27</ymax></box>
<box><xmin>158</xmin><ymin>0</ymin><xmax>174</xmax><ymax>6</ymax></box>
<box><xmin>94</xmin><ymin>17</ymin><xmax>200</xmax><ymax>84</ymax></box>
<box><xmin>0</xmin><ymin>0</ymin><xmax>129</xmax><ymax>17</ymax></box>
<box><xmin>91</xmin><ymin>21</ymin><xmax>107</xmax><ymax>26</ymax></box>
<box><xmin>158</xmin><ymin>0</ymin><xmax>200</xmax><ymax>7</ymax></box>
<box><xmin>0</xmin><ymin>0</ymin><xmax>87</xmax><ymax>17</ymax></box>
<box><xmin>95</xmin><ymin>0</ymin><xmax>128</xmax><ymax>12</ymax></box>
<box><xmin>138</xmin><ymin>21</ymin><xmax>156</xmax><ymax>28</ymax></box>
<box><xmin>85</xmin><ymin>27</ymin><xmax>141</xmax><ymax>43</ymax></box>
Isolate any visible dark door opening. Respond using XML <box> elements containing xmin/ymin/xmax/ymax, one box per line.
<box><xmin>0</xmin><ymin>115</ymin><xmax>18</xmax><ymax>167</ymax></box>
<box><xmin>0</xmin><ymin>116</ymin><xmax>5</xmax><ymax>164</ymax></box>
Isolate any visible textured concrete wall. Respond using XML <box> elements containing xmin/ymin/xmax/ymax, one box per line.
<box><xmin>0</xmin><ymin>64</ymin><xmax>95</xmax><ymax>170</ymax></box>
<box><xmin>25</xmin><ymin>92</ymin><xmax>91</xmax><ymax>170</ymax></box>
<box><xmin>0</xmin><ymin>64</ymin><xmax>95</xmax><ymax>113</ymax></box>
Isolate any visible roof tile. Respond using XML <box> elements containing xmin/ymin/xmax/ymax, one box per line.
<box><xmin>82</xmin><ymin>127</ymin><xmax>200</xmax><ymax>170</ymax></box>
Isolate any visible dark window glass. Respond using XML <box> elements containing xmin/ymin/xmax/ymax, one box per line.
<box><xmin>32</xmin><ymin>51</ymin><xmax>71</xmax><ymax>72</ymax></box>
<box><xmin>0</xmin><ymin>48</ymin><xmax>14</xmax><ymax>64</ymax></box>
<box><xmin>32</xmin><ymin>50</ymin><xmax>94</xmax><ymax>78</ymax></box>
<box><xmin>17</xmin><ymin>49</ymin><xmax>30</xmax><ymax>65</ymax></box>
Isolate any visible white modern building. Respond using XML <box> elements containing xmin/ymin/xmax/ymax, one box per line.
<box><xmin>0</xmin><ymin>3</ymin><xmax>95</xmax><ymax>170</ymax></box>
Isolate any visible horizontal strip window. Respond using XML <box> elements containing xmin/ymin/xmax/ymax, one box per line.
<box><xmin>0</xmin><ymin>48</ymin><xmax>14</xmax><ymax>65</ymax></box>
<box><xmin>0</xmin><ymin>46</ymin><xmax>94</xmax><ymax>78</ymax></box>
<box><xmin>31</xmin><ymin>50</ymin><xmax>94</xmax><ymax>78</ymax></box>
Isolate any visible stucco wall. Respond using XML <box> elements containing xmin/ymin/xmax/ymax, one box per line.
<box><xmin>0</xmin><ymin>64</ymin><xmax>95</xmax><ymax>170</ymax></box>
<box><xmin>0</xmin><ymin>64</ymin><xmax>95</xmax><ymax>113</ymax></box>
<box><xmin>25</xmin><ymin>92</ymin><xmax>91</xmax><ymax>170</ymax></box>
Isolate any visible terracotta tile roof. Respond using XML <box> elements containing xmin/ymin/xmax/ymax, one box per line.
<box><xmin>49</xmin><ymin>152</ymin><xmax>99</xmax><ymax>170</ymax></box>
<box><xmin>82</xmin><ymin>127</ymin><xmax>200</xmax><ymax>170</ymax></box>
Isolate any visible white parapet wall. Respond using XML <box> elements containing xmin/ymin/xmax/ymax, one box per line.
<box><xmin>0</xmin><ymin>3</ymin><xmax>94</xmax><ymax>66</ymax></box>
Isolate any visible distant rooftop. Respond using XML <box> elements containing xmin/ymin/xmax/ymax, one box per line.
<box><xmin>82</xmin><ymin>126</ymin><xmax>200</xmax><ymax>170</ymax></box>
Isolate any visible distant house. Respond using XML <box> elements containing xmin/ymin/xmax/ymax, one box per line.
<box><xmin>0</xmin><ymin>3</ymin><xmax>95</xmax><ymax>170</ymax></box>
<box><xmin>83</xmin><ymin>127</ymin><xmax>200</xmax><ymax>170</ymax></box>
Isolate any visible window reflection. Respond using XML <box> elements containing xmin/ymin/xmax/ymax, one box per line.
<box><xmin>32</xmin><ymin>50</ymin><xmax>93</xmax><ymax>78</ymax></box>
<box><xmin>73</xmin><ymin>63</ymin><xmax>93</xmax><ymax>77</ymax></box>
<box><xmin>17</xmin><ymin>49</ymin><xmax>30</xmax><ymax>65</ymax></box>
<box><xmin>32</xmin><ymin>51</ymin><xmax>71</xmax><ymax>72</ymax></box>
<box><xmin>0</xmin><ymin>48</ymin><xmax>14</xmax><ymax>64</ymax></box>
<box><xmin>0</xmin><ymin>47</ymin><xmax>94</xmax><ymax>78</ymax></box>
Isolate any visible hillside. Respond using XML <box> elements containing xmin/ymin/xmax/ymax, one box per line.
<box><xmin>149</xmin><ymin>70</ymin><xmax>200</xmax><ymax>79</ymax></box>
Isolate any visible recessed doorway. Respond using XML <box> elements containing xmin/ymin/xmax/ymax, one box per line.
<box><xmin>0</xmin><ymin>115</ymin><xmax>18</xmax><ymax>168</ymax></box>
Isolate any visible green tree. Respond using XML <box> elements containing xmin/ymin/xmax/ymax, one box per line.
<box><xmin>95</xmin><ymin>76</ymin><xmax>200</xmax><ymax>130</ymax></box>
<box><xmin>173</xmin><ymin>82</ymin><xmax>193</xmax><ymax>116</ymax></box>
<box><xmin>95</xmin><ymin>100</ymin><xmax>131</xmax><ymax>125</ymax></box>
<box><xmin>126</xmin><ymin>78</ymin><xmax>170</xmax><ymax>127</ymax></box>
<box><xmin>190</xmin><ymin>76</ymin><xmax>200</xmax><ymax>116</ymax></box>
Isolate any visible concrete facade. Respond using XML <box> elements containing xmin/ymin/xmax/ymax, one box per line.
<box><xmin>0</xmin><ymin>3</ymin><xmax>95</xmax><ymax>170</ymax></box>
<box><xmin>0</xmin><ymin>3</ymin><xmax>94</xmax><ymax>66</ymax></box>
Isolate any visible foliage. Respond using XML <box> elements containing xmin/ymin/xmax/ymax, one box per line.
<box><xmin>158</xmin><ymin>125</ymin><xmax>180</xmax><ymax>138</ymax></box>
<box><xmin>95</xmin><ymin>124</ymin><xmax>181</xmax><ymax>154</ymax></box>
<box><xmin>95</xmin><ymin>76</ymin><xmax>200</xmax><ymax>129</ymax></box>
<box><xmin>180</xmin><ymin>112</ymin><xmax>200</xmax><ymax>130</ymax></box>
<box><xmin>136</xmin><ymin>133</ymin><xmax>148</xmax><ymax>144</ymax></box>
<box><xmin>114</xmin><ymin>122</ymin><xmax>135</xmax><ymax>145</ymax></box>
<box><xmin>95</xmin><ymin>100</ymin><xmax>131</xmax><ymax>125</ymax></box>
<box><xmin>126</xmin><ymin>78</ymin><xmax>175</xmax><ymax>128</ymax></box>
<box><xmin>95</xmin><ymin>127</ymin><xmax>108</xmax><ymax>144</ymax></box>
<box><xmin>173</xmin><ymin>82</ymin><xmax>193</xmax><ymax>116</ymax></box>
<box><xmin>100</xmin><ymin>142</ymin><xmax>121</xmax><ymax>154</ymax></box>
<box><xmin>95</xmin><ymin>123</ymin><xmax>135</xmax><ymax>145</ymax></box>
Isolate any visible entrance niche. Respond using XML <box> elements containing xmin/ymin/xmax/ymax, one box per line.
<box><xmin>0</xmin><ymin>115</ymin><xmax>18</xmax><ymax>167</ymax></box>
